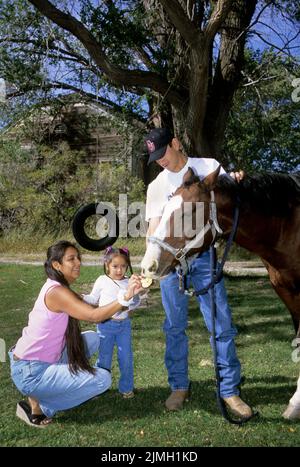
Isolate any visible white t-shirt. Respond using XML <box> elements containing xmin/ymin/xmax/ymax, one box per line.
<box><xmin>145</xmin><ymin>157</ymin><xmax>225</xmax><ymax>222</ymax></box>
<box><xmin>83</xmin><ymin>275</ymin><xmax>141</xmax><ymax>320</ymax></box>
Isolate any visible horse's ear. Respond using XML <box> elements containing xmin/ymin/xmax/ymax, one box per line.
<box><xmin>183</xmin><ymin>167</ymin><xmax>195</xmax><ymax>184</ymax></box>
<box><xmin>202</xmin><ymin>165</ymin><xmax>221</xmax><ymax>189</ymax></box>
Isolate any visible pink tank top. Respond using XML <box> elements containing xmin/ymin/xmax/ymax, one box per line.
<box><xmin>14</xmin><ymin>278</ymin><xmax>69</xmax><ymax>363</ymax></box>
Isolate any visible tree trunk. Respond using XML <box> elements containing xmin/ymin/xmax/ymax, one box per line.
<box><xmin>202</xmin><ymin>0</ymin><xmax>257</xmax><ymax>157</ymax></box>
<box><xmin>157</xmin><ymin>0</ymin><xmax>257</xmax><ymax>161</ymax></box>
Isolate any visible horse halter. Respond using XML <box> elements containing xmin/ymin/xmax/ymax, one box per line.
<box><xmin>148</xmin><ymin>190</ymin><xmax>223</xmax><ymax>274</ymax></box>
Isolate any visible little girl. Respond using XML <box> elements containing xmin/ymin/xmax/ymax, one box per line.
<box><xmin>83</xmin><ymin>247</ymin><xmax>141</xmax><ymax>398</ymax></box>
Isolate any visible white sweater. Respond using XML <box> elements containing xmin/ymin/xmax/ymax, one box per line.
<box><xmin>83</xmin><ymin>275</ymin><xmax>141</xmax><ymax>320</ymax></box>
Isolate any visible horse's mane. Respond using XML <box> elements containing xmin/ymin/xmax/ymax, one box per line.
<box><xmin>216</xmin><ymin>172</ymin><xmax>300</xmax><ymax>216</ymax></box>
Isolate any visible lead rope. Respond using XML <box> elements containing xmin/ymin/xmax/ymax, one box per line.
<box><xmin>209</xmin><ymin>246</ymin><xmax>247</xmax><ymax>424</ymax></box>
<box><xmin>177</xmin><ymin>203</ymin><xmax>240</xmax><ymax>297</ymax></box>
<box><xmin>209</xmin><ymin>245</ymin><xmax>259</xmax><ymax>425</ymax></box>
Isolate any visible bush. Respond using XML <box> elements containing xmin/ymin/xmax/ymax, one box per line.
<box><xmin>0</xmin><ymin>141</ymin><xmax>92</xmax><ymax>234</ymax></box>
<box><xmin>0</xmin><ymin>140</ymin><xmax>146</xmax><ymax>247</ymax></box>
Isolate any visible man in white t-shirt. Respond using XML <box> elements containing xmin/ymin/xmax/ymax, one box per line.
<box><xmin>144</xmin><ymin>127</ymin><xmax>252</xmax><ymax>419</ymax></box>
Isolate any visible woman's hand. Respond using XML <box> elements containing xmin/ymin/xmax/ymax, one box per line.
<box><xmin>124</xmin><ymin>274</ymin><xmax>143</xmax><ymax>300</ymax></box>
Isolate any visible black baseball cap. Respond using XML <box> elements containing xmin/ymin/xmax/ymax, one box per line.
<box><xmin>144</xmin><ymin>128</ymin><xmax>174</xmax><ymax>165</ymax></box>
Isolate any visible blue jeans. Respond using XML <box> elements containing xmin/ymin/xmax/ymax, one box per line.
<box><xmin>97</xmin><ymin>319</ymin><xmax>133</xmax><ymax>394</ymax></box>
<box><xmin>160</xmin><ymin>251</ymin><xmax>241</xmax><ymax>398</ymax></box>
<box><xmin>9</xmin><ymin>331</ymin><xmax>111</xmax><ymax>418</ymax></box>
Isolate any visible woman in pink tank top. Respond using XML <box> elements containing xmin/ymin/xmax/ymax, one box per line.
<box><xmin>9</xmin><ymin>240</ymin><xmax>143</xmax><ymax>428</ymax></box>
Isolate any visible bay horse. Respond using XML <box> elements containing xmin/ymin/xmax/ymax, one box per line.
<box><xmin>141</xmin><ymin>166</ymin><xmax>300</xmax><ymax>337</ymax></box>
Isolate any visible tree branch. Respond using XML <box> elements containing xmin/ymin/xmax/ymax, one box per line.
<box><xmin>0</xmin><ymin>36</ymin><xmax>97</xmax><ymax>70</ymax></box>
<box><xmin>7</xmin><ymin>80</ymin><xmax>147</xmax><ymax>124</ymax></box>
<box><xmin>6</xmin><ymin>81</ymin><xmax>146</xmax><ymax>125</ymax></box>
<box><xmin>157</xmin><ymin>0</ymin><xmax>202</xmax><ymax>47</ymax></box>
<box><xmin>241</xmin><ymin>71</ymin><xmax>278</xmax><ymax>88</ymax></box>
<box><xmin>252</xmin><ymin>30</ymin><xmax>300</xmax><ymax>57</ymax></box>
<box><xmin>134</xmin><ymin>46</ymin><xmax>155</xmax><ymax>70</ymax></box>
<box><xmin>257</xmin><ymin>22</ymin><xmax>300</xmax><ymax>52</ymax></box>
<box><xmin>53</xmin><ymin>81</ymin><xmax>146</xmax><ymax>119</ymax></box>
<box><xmin>205</xmin><ymin>0</ymin><xmax>234</xmax><ymax>42</ymax></box>
<box><xmin>233</xmin><ymin>0</ymin><xmax>275</xmax><ymax>43</ymax></box>
<box><xmin>27</xmin><ymin>0</ymin><xmax>185</xmax><ymax>108</ymax></box>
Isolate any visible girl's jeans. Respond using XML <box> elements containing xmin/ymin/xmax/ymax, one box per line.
<box><xmin>97</xmin><ymin>318</ymin><xmax>133</xmax><ymax>394</ymax></box>
<box><xmin>160</xmin><ymin>251</ymin><xmax>241</xmax><ymax>398</ymax></box>
<box><xmin>9</xmin><ymin>331</ymin><xmax>111</xmax><ymax>417</ymax></box>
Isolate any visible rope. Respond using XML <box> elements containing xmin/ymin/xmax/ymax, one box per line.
<box><xmin>209</xmin><ymin>246</ymin><xmax>256</xmax><ymax>425</ymax></box>
<box><xmin>193</xmin><ymin>203</ymin><xmax>240</xmax><ymax>297</ymax></box>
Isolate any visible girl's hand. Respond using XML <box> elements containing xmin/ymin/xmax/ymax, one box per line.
<box><xmin>124</xmin><ymin>274</ymin><xmax>143</xmax><ymax>300</ymax></box>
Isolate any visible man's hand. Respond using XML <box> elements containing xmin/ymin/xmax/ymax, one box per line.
<box><xmin>229</xmin><ymin>170</ymin><xmax>245</xmax><ymax>183</ymax></box>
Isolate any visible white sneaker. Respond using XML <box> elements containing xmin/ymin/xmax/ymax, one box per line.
<box><xmin>122</xmin><ymin>391</ymin><xmax>135</xmax><ymax>399</ymax></box>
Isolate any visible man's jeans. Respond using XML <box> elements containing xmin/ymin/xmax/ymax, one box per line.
<box><xmin>9</xmin><ymin>331</ymin><xmax>111</xmax><ymax>417</ymax></box>
<box><xmin>160</xmin><ymin>251</ymin><xmax>241</xmax><ymax>398</ymax></box>
<box><xmin>97</xmin><ymin>318</ymin><xmax>133</xmax><ymax>394</ymax></box>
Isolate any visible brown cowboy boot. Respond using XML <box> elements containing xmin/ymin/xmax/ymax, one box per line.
<box><xmin>165</xmin><ymin>389</ymin><xmax>190</xmax><ymax>411</ymax></box>
<box><xmin>282</xmin><ymin>403</ymin><xmax>300</xmax><ymax>420</ymax></box>
<box><xmin>223</xmin><ymin>395</ymin><xmax>253</xmax><ymax>419</ymax></box>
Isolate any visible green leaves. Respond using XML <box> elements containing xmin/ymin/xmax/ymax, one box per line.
<box><xmin>80</xmin><ymin>1</ymin><xmax>149</xmax><ymax>67</ymax></box>
<box><xmin>0</xmin><ymin>140</ymin><xmax>92</xmax><ymax>233</ymax></box>
<box><xmin>224</xmin><ymin>49</ymin><xmax>300</xmax><ymax>172</ymax></box>
<box><xmin>0</xmin><ymin>130</ymin><xmax>145</xmax><ymax>235</ymax></box>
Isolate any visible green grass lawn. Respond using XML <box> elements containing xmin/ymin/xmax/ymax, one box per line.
<box><xmin>0</xmin><ymin>264</ymin><xmax>299</xmax><ymax>447</ymax></box>
<box><xmin>0</xmin><ymin>231</ymin><xmax>147</xmax><ymax>256</ymax></box>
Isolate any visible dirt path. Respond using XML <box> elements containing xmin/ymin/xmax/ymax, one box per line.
<box><xmin>0</xmin><ymin>254</ymin><xmax>268</xmax><ymax>276</ymax></box>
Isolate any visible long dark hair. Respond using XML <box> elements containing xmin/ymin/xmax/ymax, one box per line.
<box><xmin>44</xmin><ymin>240</ymin><xmax>95</xmax><ymax>375</ymax></box>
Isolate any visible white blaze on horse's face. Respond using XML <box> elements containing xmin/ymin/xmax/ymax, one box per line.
<box><xmin>141</xmin><ymin>195</ymin><xmax>183</xmax><ymax>278</ymax></box>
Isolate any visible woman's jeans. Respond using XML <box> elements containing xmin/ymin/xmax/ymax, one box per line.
<box><xmin>97</xmin><ymin>319</ymin><xmax>133</xmax><ymax>394</ymax></box>
<box><xmin>160</xmin><ymin>251</ymin><xmax>241</xmax><ymax>398</ymax></box>
<box><xmin>9</xmin><ymin>331</ymin><xmax>111</xmax><ymax>418</ymax></box>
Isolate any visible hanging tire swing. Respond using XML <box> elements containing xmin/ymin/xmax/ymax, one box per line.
<box><xmin>72</xmin><ymin>202</ymin><xmax>119</xmax><ymax>251</ymax></box>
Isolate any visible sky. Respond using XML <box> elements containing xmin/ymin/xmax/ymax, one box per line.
<box><xmin>248</xmin><ymin>3</ymin><xmax>300</xmax><ymax>59</ymax></box>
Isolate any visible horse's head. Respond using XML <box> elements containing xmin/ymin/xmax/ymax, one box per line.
<box><xmin>141</xmin><ymin>165</ymin><xmax>222</xmax><ymax>278</ymax></box>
